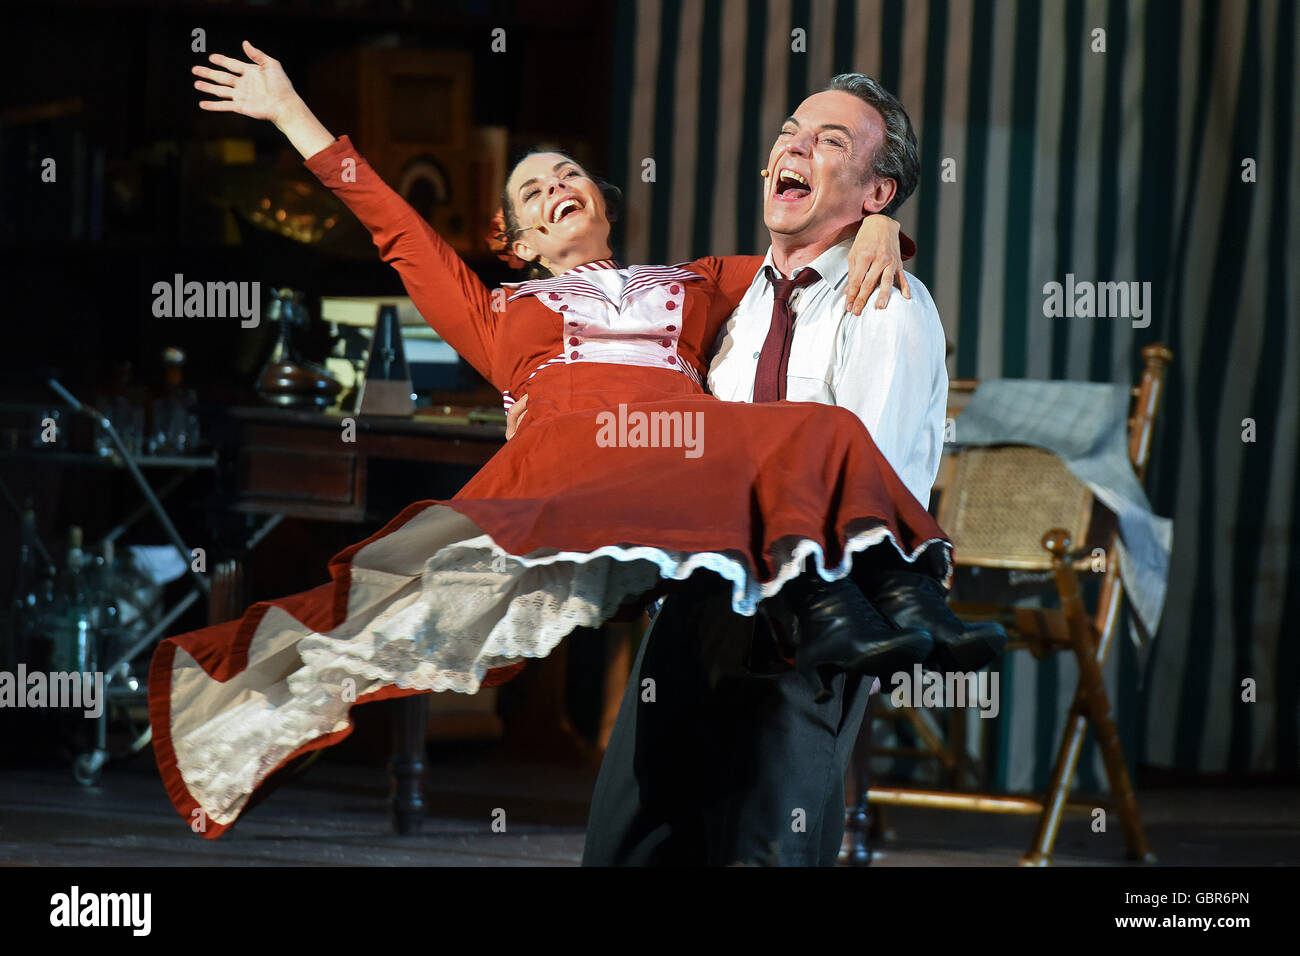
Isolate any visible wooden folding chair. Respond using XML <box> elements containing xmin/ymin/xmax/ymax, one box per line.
<box><xmin>843</xmin><ymin>343</ymin><xmax>1172</xmax><ymax>866</ymax></box>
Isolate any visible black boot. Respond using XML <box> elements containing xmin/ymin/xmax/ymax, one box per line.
<box><xmin>770</xmin><ymin>568</ymin><xmax>933</xmax><ymax>703</ymax></box>
<box><xmin>863</xmin><ymin>569</ymin><xmax>1008</xmax><ymax>673</ymax></box>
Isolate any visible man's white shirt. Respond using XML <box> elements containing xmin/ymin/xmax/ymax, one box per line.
<box><xmin>707</xmin><ymin>238</ymin><xmax>948</xmax><ymax>507</ymax></box>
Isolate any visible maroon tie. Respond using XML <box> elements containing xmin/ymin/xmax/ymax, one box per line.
<box><xmin>752</xmin><ymin>266</ymin><xmax>821</xmax><ymax>403</ymax></box>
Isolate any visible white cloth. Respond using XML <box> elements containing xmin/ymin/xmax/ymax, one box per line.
<box><xmin>126</xmin><ymin>544</ymin><xmax>189</xmax><ymax>586</ymax></box>
<box><xmin>708</xmin><ymin>239</ymin><xmax>949</xmax><ymax>508</ymax></box>
<box><xmin>951</xmin><ymin>379</ymin><xmax>1173</xmax><ymax>652</ymax></box>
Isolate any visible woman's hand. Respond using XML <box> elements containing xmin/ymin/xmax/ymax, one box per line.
<box><xmin>505</xmin><ymin>394</ymin><xmax>528</xmax><ymax>440</ymax></box>
<box><xmin>193</xmin><ymin>41</ymin><xmax>335</xmax><ymax>159</ymax></box>
<box><xmin>193</xmin><ymin>41</ymin><xmax>299</xmax><ymax>123</ymax></box>
<box><xmin>843</xmin><ymin>213</ymin><xmax>912</xmax><ymax>315</ymax></box>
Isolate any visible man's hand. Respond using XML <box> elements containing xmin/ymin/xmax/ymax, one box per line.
<box><xmin>505</xmin><ymin>394</ymin><xmax>528</xmax><ymax>440</ymax></box>
<box><xmin>843</xmin><ymin>214</ymin><xmax>912</xmax><ymax>315</ymax></box>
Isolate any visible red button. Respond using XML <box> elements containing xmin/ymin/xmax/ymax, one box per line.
<box><xmin>549</xmin><ymin>293</ymin><xmax>561</xmax><ymax>301</ymax></box>
<box><xmin>569</xmin><ymin>337</ymin><xmax>580</xmax><ymax>346</ymax></box>
<box><xmin>670</xmin><ymin>284</ymin><xmax>680</xmax><ymax>294</ymax></box>
<box><xmin>661</xmin><ymin>339</ymin><xmax>670</xmax><ymax>347</ymax></box>
<box><xmin>665</xmin><ymin>355</ymin><xmax>677</xmax><ymax>365</ymax></box>
<box><xmin>666</xmin><ymin>325</ymin><xmax>676</xmax><ymax>331</ymax></box>
<box><xmin>560</xmin><ymin>304</ymin><xmax>569</xmax><ymax>311</ymax></box>
<box><xmin>665</xmin><ymin>301</ymin><xmax>676</xmax><ymax>311</ymax></box>
<box><xmin>569</xmin><ymin>321</ymin><xmax>578</xmax><ymax>327</ymax></box>
<box><xmin>571</xmin><ymin>351</ymin><xmax>580</xmax><ymax>359</ymax></box>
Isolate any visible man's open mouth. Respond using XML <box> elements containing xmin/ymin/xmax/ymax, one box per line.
<box><xmin>549</xmin><ymin>197</ymin><xmax>585</xmax><ymax>223</ymax></box>
<box><xmin>774</xmin><ymin>168</ymin><xmax>811</xmax><ymax>201</ymax></box>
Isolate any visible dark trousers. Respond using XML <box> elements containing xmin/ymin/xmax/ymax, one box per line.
<box><xmin>582</xmin><ymin>576</ymin><xmax>873</xmax><ymax>866</ymax></box>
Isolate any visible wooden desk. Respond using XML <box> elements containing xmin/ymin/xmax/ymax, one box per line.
<box><xmin>222</xmin><ymin>404</ymin><xmax>505</xmax><ymax>523</ymax></box>
<box><xmin>214</xmin><ymin>403</ymin><xmax>514</xmax><ymax>833</ymax></box>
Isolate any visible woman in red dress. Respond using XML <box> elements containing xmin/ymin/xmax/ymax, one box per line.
<box><xmin>153</xmin><ymin>42</ymin><xmax>953</xmax><ymax>838</ymax></box>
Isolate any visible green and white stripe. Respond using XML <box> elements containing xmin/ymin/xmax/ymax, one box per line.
<box><xmin>609</xmin><ymin>0</ymin><xmax>1300</xmax><ymax>784</ymax></box>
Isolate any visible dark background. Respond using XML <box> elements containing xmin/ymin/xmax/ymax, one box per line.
<box><xmin>0</xmin><ymin>1</ymin><xmax>618</xmax><ymax>732</ymax></box>
<box><xmin>0</xmin><ymin>0</ymin><xmax>617</xmax><ymax>399</ymax></box>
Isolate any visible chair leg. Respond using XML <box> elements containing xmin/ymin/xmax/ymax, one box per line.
<box><xmin>901</xmin><ymin>706</ymin><xmax>960</xmax><ymax>776</ymax></box>
<box><xmin>1031</xmin><ymin>530</ymin><xmax>1155</xmax><ymax>865</ymax></box>
<box><xmin>595</xmin><ymin>619</ymin><xmax>639</xmax><ymax>757</ymax></box>
<box><xmin>843</xmin><ymin>701</ymin><xmax>875</xmax><ymax>866</ymax></box>
<box><xmin>1022</xmin><ymin>690</ymin><xmax>1091</xmax><ymax>865</ymax></box>
<box><xmin>951</xmin><ymin>705</ymin><xmax>969</xmax><ymax>790</ymax></box>
<box><xmin>1066</xmin><ymin>620</ymin><xmax>1156</xmax><ymax>863</ymax></box>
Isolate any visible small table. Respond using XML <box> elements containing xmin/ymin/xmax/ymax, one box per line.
<box><xmin>214</xmin><ymin>403</ymin><xmax>510</xmax><ymax>832</ymax></box>
<box><xmin>220</xmin><ymin>403</ymin><xmax>506</xmax><ymax>523</ymax></box>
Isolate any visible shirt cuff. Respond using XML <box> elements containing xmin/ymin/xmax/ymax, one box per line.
<box><xmin>302</xmin><ymin>133</ymin><xmax>355</xmax><ymax>183</ymax></box>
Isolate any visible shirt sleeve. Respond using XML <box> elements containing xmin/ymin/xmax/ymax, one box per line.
<box><xmin>303</xmin><ymin>134</ymin><xmax>501</xmax><ymax>385</ymax></box>
<box><xmin>830</xmin><ymin>276</ymin><xmax>948</xmax><ymax>507</ymax></box>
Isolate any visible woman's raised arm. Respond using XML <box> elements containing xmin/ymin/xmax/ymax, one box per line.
<box><xmin>194</xmin><ymin>41</ymin><xmax>501</xmax><ymax>384</ymax></box>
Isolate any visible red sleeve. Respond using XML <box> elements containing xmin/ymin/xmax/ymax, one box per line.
<box><xmin>303</xmin><ymin>135</ymin><xmax>501</xmax><ymax>385</ymax></box>
<box><xmin>690</xmin><ymin>254</ymin><xmax>765</xmax><ymax>313</ymax></box>
<box><xmin>691</xmin><ymin>231</ymin><xmax>913</xmax><ymax>311</ymax></box>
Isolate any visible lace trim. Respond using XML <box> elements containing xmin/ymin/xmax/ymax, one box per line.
<box><xmin>170</xmin><ymin>521</ymin><xmax>951</xmax><ymax>825</ymax></box>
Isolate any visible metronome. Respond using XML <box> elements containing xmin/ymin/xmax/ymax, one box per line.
<box><xmin>356</xmin><ymin>304</ymin><xmax>415</xmax><ymax>416</ymax></box>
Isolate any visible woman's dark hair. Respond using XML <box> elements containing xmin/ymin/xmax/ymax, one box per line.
<box><xmin>499</xmin><ymin>148</ymin><xmax>622</xmax><ymax>279</ymax></box>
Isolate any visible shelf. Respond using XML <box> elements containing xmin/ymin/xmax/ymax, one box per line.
<box><xmin>0</xmin><ymin>450</ymin><xmax>218</xmax><ymax>469</ymax></box>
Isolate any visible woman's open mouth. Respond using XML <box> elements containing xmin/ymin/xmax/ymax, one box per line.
<box><xmin>774</xmin><ymin>168</ymin><xmax>812</xmax><ymax>202</ymax></box>
<box><xmin>549</xmin><ymin>197</ymin><xmax>585</xmax><ymax>223</ymax></box>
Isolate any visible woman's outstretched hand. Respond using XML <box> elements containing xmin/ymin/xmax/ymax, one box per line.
<box><xmin>843</xmin><ymin>213</ymin><xmax>912</xmax><ymax>315</ymax></box>
<box><xmin>193</xmin><ymin>41</ymin><xmax>299</xmax><ymax>123</ymax></box>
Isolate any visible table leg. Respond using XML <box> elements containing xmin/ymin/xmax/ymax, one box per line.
<box><xmin>389</xmin><ymin>694</ymin><xmax>429</xmax><ymax>834</ymax></box>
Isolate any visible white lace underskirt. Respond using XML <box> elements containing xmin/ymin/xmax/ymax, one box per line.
<box><xmin>165</xmin><ymin>502</ymin><xmax>949</xmax><ymax>826</ymax></box>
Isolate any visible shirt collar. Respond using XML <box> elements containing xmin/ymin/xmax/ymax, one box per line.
<box><xmin>757</xmin><ymin>239</ymin><xmax>852</xmax><ymax>293</ymax></box>
<box><xmin>501</xmin><ymin>258</ymin><xmax>623</xmax><ymax>288</ymax></box>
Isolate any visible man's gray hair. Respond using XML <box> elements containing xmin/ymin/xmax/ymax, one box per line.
<box><xmin>825</xmin><ymin>73</ymin><xmax>919</xmax><ymax>217</ymax></box>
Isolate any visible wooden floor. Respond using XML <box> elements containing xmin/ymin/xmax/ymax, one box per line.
<box><xmin>2</xmin><ymin>744</ymin><xmax>1297</xmax><ymax>866</ymax></box>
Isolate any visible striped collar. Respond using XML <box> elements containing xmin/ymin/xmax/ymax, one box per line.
<box><xmin>569</xmin><ymin>258</ymin><xmax>622</xmax><ymax>274</ymax></box>
<box><xmin>501</xmin><ymin>259</ymin><xmax>623</xmax><ymax>290</ymax></box>
<box><xmin>503</xmin><ymin>260</ymin><xmax>704</xmax><ymax>306</ymax></box>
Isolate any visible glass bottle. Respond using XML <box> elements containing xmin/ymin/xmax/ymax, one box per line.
<box><xmin>94</xmin><ymin>361</ymin><xmax>146</xmax><ymax>458</ymax></box>
<box><xmin>149</xmin><ymin>347</ymin><xmax>199</xmax><ymax>456</ymax></box>
<box><xmin>50</xmin><ymin>526</ymin><xmax>96</xmax><ymax>676</ymax></box>
<box><xmin>5</xmin><ymin>507</ymin><xmax>43</xmax><ymax>672</ymax></box>
<box><xmin>92</xmin><ymin>540</ymin><xmax>125</xmax><ymax>680</ymax></box>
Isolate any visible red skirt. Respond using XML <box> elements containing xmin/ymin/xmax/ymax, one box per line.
<box><xmin>150</xmin><ymin>364</ymin><xmax>951</xmax><ymax>837</ymax></box>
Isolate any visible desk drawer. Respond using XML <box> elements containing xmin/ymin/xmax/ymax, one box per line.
<box><xmin>239</xmin><ymin>447</ymin><xmax>357</xmax><ymax>504</ymax></box>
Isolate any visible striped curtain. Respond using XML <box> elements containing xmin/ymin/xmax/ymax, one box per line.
<box><xmin>608</xmin><ymin>0</ymin><xmax>1300</xmax><ymax>785</ymax></box>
